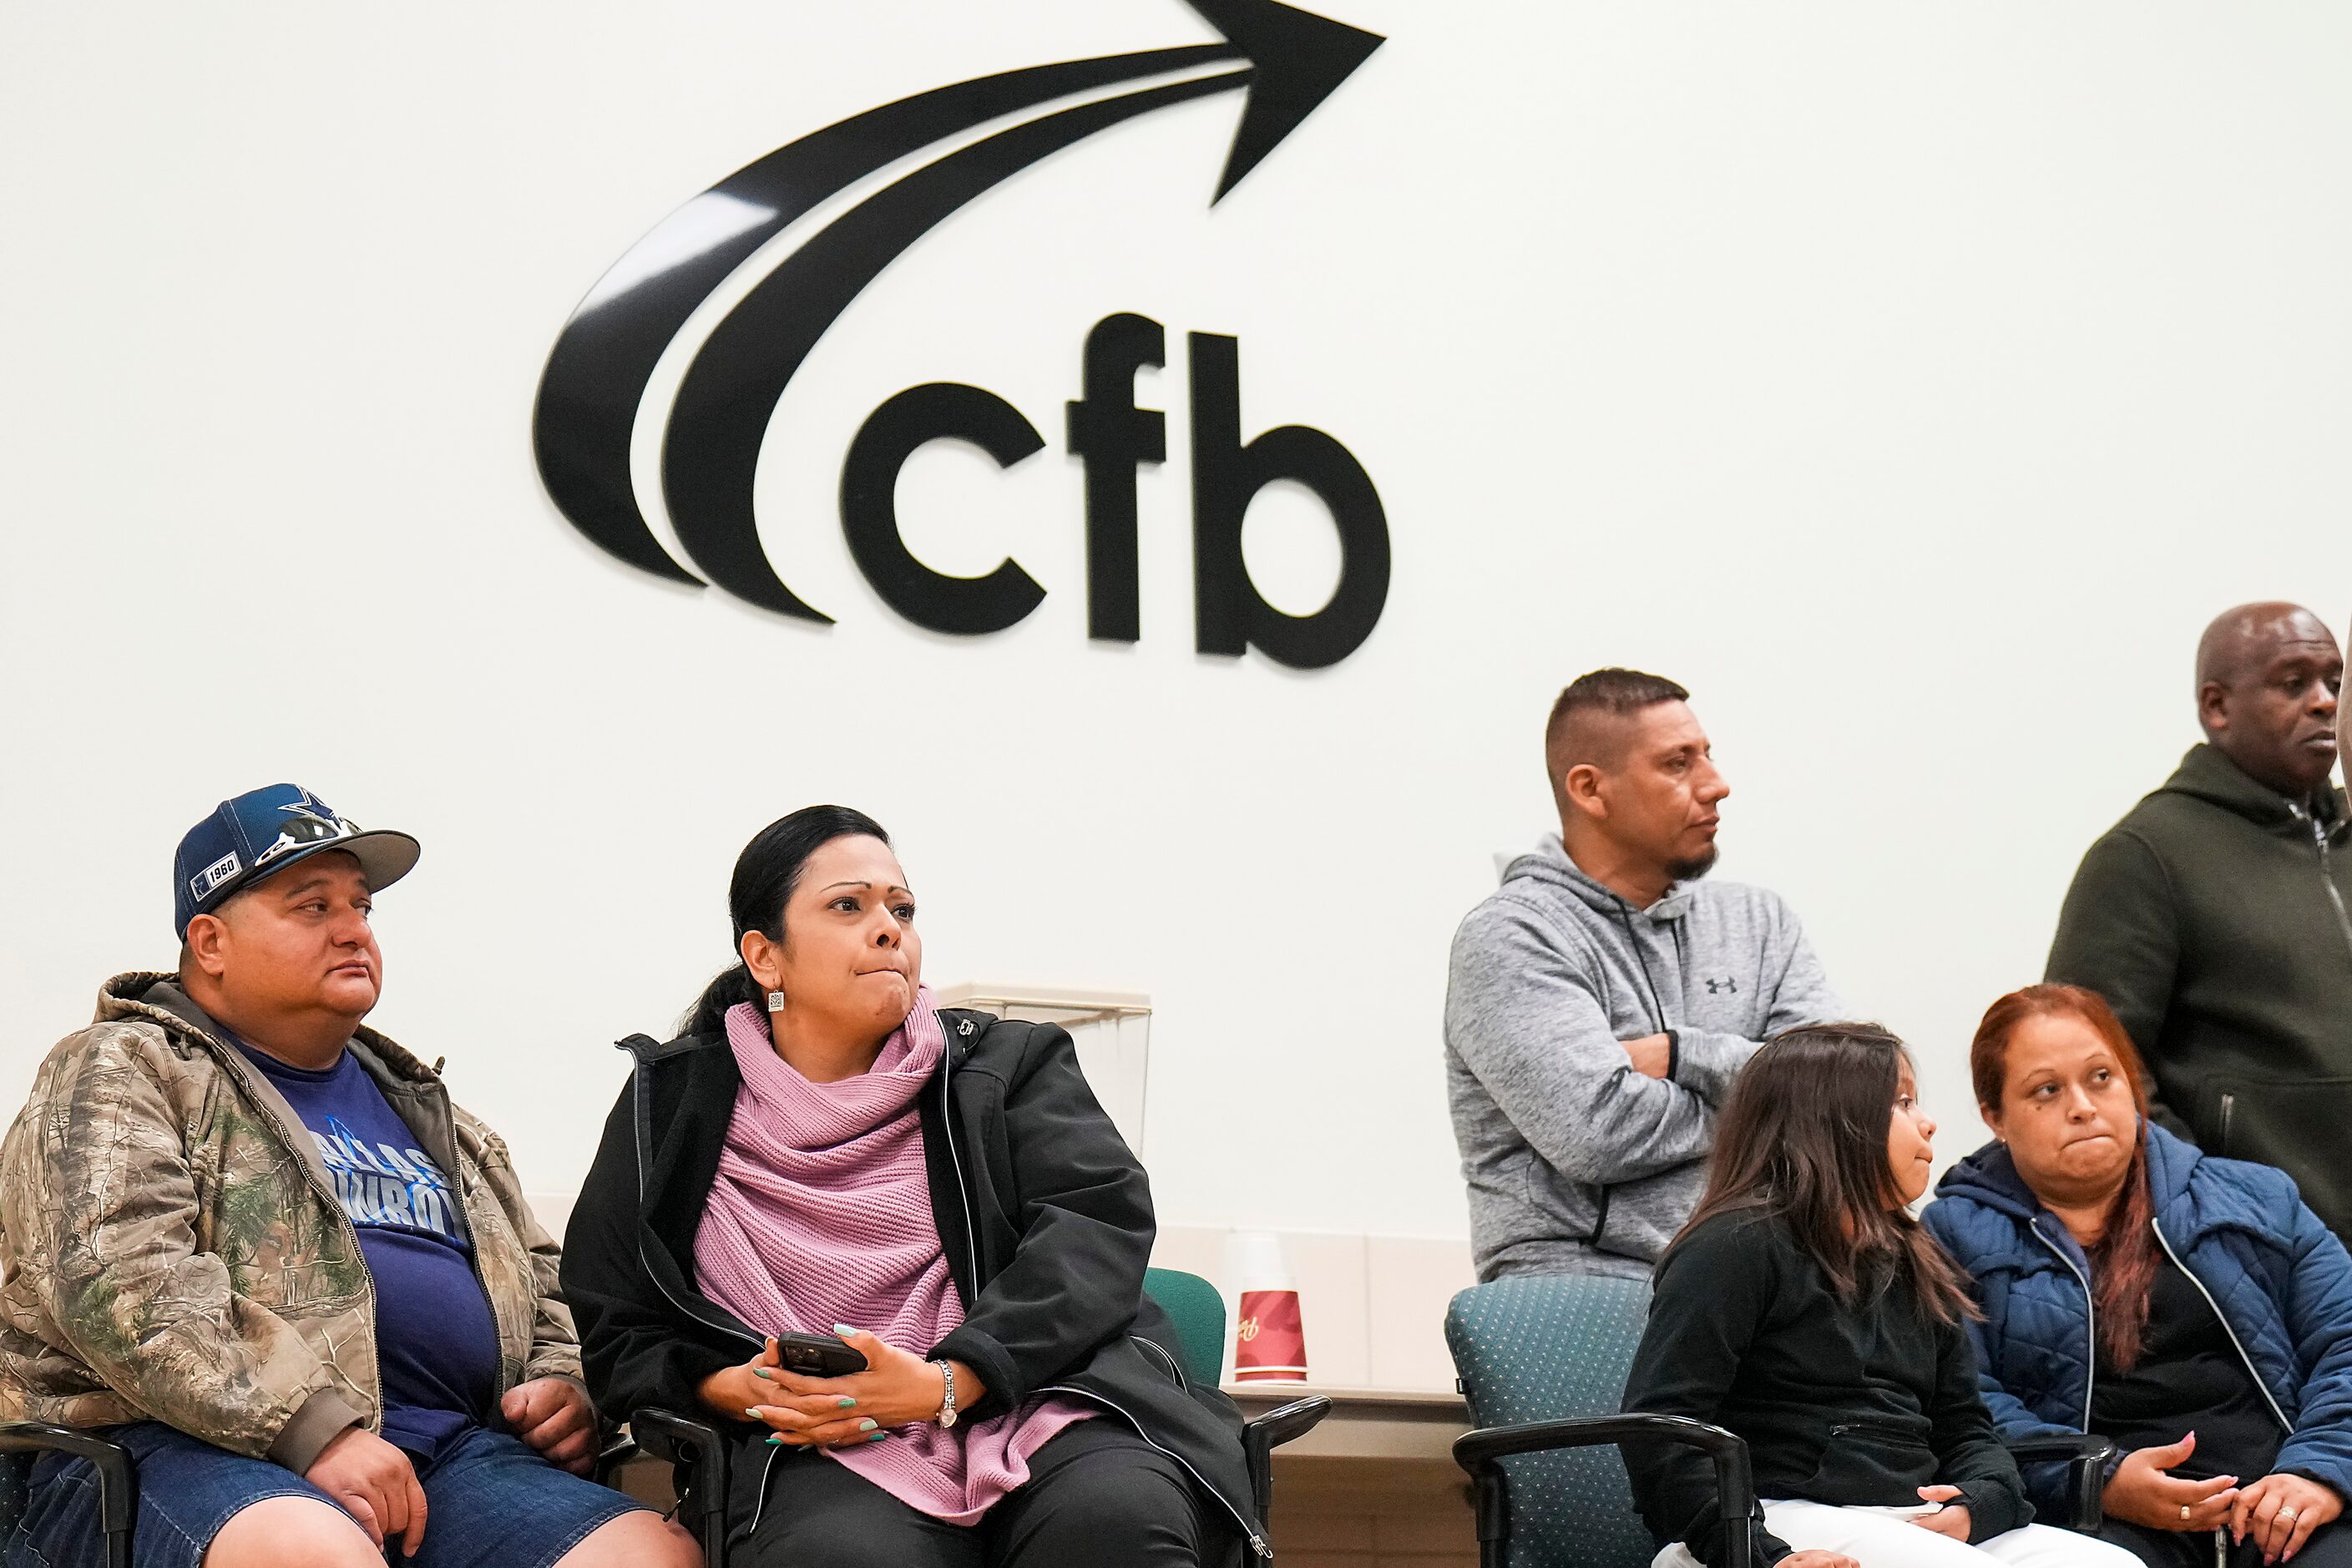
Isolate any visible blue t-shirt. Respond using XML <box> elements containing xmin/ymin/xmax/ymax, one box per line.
<box><xmin>234</xmin><ymin>1040</ymin><xmax>500</xmax><ymax>1464</ymax></box>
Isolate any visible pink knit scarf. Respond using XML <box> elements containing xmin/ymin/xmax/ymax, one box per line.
<box><xmin>693</xmin><ymin>991</ymin><xmax>1086</xmax><ymax>1523</ymax></box>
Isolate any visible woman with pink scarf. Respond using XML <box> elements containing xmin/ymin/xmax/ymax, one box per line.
<box><xmin>564</xmin><ymin>807</ymin><xmax>1258</xmax><ymax>1568</ymax></box>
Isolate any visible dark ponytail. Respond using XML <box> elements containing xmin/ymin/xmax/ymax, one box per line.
<box><xmin>679</xmin><ymin>805</ymin><xmax>892</xmax><ymax>1039</ymax></box>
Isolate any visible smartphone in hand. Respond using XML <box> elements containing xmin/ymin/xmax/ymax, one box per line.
<box><xmin>776</xmin><ymin>1332</ymin><xmax>870</xmax><ymax>1378</ymax></box>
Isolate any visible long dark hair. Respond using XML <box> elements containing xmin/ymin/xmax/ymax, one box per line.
<box><xmin>1970</xmin><ymin>984</ymin><xmax>2157</xmax><ymax>1368</ymax></box>
<box><xmin>679</xmin><ymin>805</ymin><xmax>892</xmax><ymax>1039</ymax></box>
<box><xmin>1677</xmin><ymin>1021</ymin><xmax>1975</xmax><ymax>1324</ymax></box>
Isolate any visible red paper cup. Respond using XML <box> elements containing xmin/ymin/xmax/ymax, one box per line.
<box><xmin>1233</xmin><ymin>1288</ymin><xmax>1308</xmax><ymax>1382</ymax></box>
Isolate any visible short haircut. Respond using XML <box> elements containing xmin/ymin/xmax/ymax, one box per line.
<box><xmin>1545</xmin><ymin>668</ymin><xmax>1690</xmax><ymax>802</ymax></box>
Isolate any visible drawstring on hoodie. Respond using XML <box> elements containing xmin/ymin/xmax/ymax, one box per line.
<box><xmin>1613</xmin><ymin>905</ymin><xmax>1672</xmax><ymax>1036</ymax></box>
<box><xmin>1510</xmin><ymin>835</ymin><xmax>1677</xmax><ymax>1038</ymax></box>
<box><xmin>1599</xmin><ymin>903</ymin><xmax>1678</xmax><ymax>1255</ymax></box>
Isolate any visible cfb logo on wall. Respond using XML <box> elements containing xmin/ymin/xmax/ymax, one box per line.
<box><xmin>531</xmin><ymin>0</ymin><xmax>1388</xmax><ymax>670</ymax></box>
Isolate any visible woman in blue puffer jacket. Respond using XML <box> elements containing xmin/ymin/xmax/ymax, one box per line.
<box><xmin>1923</xmin><ymin>984</ymin><xmax>2352</xmax><ymax>1568</ymax></box>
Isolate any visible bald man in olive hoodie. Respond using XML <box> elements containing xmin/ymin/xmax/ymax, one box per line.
<box><xmin>2047</xmin><ymin>602</ymin><xmax>2352</xmax><ymax>1242</ymax></box>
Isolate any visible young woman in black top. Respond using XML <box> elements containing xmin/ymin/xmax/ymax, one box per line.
<box><xmin>1623</xmin><ymin>1023</ymin><xmax>2137</xmax><ymax>1568</ymax></box>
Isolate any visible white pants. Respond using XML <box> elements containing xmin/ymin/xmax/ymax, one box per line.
<box><xmin>1651</xmin><ymin>1499</ymin><xmax>2146</xmax><ymax>1567</ymax></box>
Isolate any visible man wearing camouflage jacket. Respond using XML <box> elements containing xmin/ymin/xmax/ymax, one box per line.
<box><xmin>0</xmin><ymin>784</ymin><xmax>695</xmax><ymax>1568</ymax></box>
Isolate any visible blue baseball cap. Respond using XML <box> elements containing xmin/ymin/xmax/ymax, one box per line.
<box><xmin>173</xmin><ymin>784</ymin><xmax>421</xmax><ymax>937</ymax></box>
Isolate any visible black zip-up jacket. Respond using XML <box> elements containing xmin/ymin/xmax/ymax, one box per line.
<box><xmin>1621</xmin><ymin>1211</ymin><xmax>2031</xmax><ymax>1567</ymax></box>
<box><xmin>2046</xmin><ymin>742</ymin><xmax>2352</xmax><ymax>1242</ymax></box>
<box><xmin>559</xmin><ymin>1009</ymin><xmax>1261</xmax><ymax>1558</ymax></box>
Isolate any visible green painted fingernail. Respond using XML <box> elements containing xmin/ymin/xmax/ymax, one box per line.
<box><xmin>764</xmin><ymin>1434</ymin><xmax>782</xmax><ymax>1445</ymax></box>
<box><xmin>858</xmin><ymin>1419</ymin><xmax>878</xmax><ymax>1433</ymax></box>
<box><xmin>833</xmin><ymin>1323</ymin><xmax>857</xmax><ymax>1336</ymax></box>
<box><xmin>753</xmin><ymin>1368</ymin><xmax>772</xmax><ymax>1380</ymax></box>
<box><xmin>837</xmin><ymin>1397</ymin><xmax>857</xmax><ymax>1409</ymax></box>
<box><xmin>867</xmin><ymin>1432</ymin><xmax>888</xmax><ymax>1443</ymax></box>
<box><xmin>744</xmin><ymin>1407</ymin><xmax>761</xmax><ymax>1419</ymax></box>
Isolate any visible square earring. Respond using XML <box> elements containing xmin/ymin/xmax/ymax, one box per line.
<box><xmin>766</xmin><ymin>990</ymin><xmax>787</xmax><ymax>1012</ymax></box>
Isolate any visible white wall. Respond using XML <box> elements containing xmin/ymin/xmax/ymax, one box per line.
<box><xmin>4</xmin><ymin>3</ymin><xmax>2349</xmax><ymax>1241</ymax></box>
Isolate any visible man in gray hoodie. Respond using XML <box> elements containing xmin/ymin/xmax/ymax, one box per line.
<box><xmin>1445</xmin><ymin>668</ymin><xmax>1844</xmax><ymax>1280</ymax></box>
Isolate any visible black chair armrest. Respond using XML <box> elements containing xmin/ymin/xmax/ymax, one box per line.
<box><xmin>2003</xmin><ymin>1434</ymin><xmax>2115</xmax><ymax>1533</ymax></box>
<box><xmin>1452</xmin><ymin>1414</ymin><xmax>1757</xmax><ymax>1568</ymax></box>
<box><xmin>592</xmin><ymin>1429</ymin><xmax>639</xmax><ymax>1482</ymax></box>
<box><xmin>0</xmin><ymin>1423</ymin><xmax>138</xmax><ymax>1568</ymax></box>
<box><xmin>628</xmin><ymin>1408</ymin><xmax>731</xmax><ymax>1567</ymax></box>
<box><xmin>1240</xmin><ymin>1396</ymin><xmax>1333</xmax><ymax>1520</ymax></box>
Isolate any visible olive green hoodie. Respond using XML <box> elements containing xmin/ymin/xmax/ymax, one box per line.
<box><xmin>2046</xmin><ymin>742</ymin><xmax>2352</xmax><ymax>1241</ymax></box>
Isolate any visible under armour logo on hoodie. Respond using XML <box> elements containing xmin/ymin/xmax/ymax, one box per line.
<box><xmin>1703</xmin><ymin>978</ymin><xmax>1740</xmax><ymax>995</ymax></box>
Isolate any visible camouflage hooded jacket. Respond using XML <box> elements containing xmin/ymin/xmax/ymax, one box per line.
<box><xmin>0</xmin><ymin>974</ymin><xmax>582</xmax><ymax>1472</ymax></box>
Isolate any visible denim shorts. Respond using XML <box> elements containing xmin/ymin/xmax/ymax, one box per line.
<box><xmin>3</xmin><ymin>1421</ymin><xmax>645</xmax><ymax>1568</ymax></box>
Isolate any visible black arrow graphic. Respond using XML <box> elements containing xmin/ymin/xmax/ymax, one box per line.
<box><xmin>531</xmin><ymin>43</ymin><xmax>1233</xmax><ymax>587</ymax></box>
<box><xmin>531</xmin><ymin>0</ymin><xmax>1382</xmax><ymax>613</ymax></box>
<box><xmin>663</xmin><ymin>73</ymin><xmax>1241</xmax><ymax>618</ymax></box>
<box><xmin>1186</xmin><ymin>0</ymin><xmax>1386</xmax><ymax>200</ymax></box>
<box><xmin>665</xmin><ymin>5</ymin><xmax>1381</xmax><ymax>617</ymax></box>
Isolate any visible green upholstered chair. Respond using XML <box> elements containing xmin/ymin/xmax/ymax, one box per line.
<box><xmin>1141</xmin><ymin>1267</ymin><xmax>1331</xmax><ymax>1525</ymax></box>
<box><xmin>1141</xmin><ymin>1266</ymin><xmax>1228</xmax><ymax>1388</ymax></box>
<box><xmin>1445</xmin><ymin>1274</ymin><xmax>1755</xmax><ymax>1568</ymax></box>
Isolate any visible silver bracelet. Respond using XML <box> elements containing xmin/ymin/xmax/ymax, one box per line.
<box><xmin>934</xmin><ymin>1360</ymin><xmax>959</xmax><ymax>1428</ymax></box>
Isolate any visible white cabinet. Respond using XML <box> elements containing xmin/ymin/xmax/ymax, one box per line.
<box><xmin>933</xmin><ymin>984</ymin><xmax>1151</xmax><ymax>1155</ymax></box>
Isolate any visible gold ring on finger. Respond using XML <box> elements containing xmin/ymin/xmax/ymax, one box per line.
<box><xmin>2280</xmin><ymin>1507</ymin><xmax>2301</xmax><ymax>1525</ymax></box>
<box><xmin>2181</xmin><ymin>1505</ymin><xmax>2193</xmax><ymax>1521</ymax></box>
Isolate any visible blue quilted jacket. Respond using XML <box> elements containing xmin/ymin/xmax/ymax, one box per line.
<box><xmin>1921</xmin><ymin>1123</ymin><xmax>2352</xmax><ymax>1520</ymax></box>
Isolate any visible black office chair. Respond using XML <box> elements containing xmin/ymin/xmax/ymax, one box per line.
<box><xmin>1452</xmin><ymin>1419</ymin><xmax>2113</xmax><ymax>1568</ymax></box>
<box><xmin>1446</xmin><ymin>1275</ymin><xmax>2120</xmax><ymax>1568</ymax></box>
<box><xmin>0</xmin><ymin>1419</ymin><xmax>660</xmax><ymax>1568</ymax></box>
<box><xmin>1454</xmin><ymin>1412</ymin><xmax>1758</xmax><ymax>1568</ymax></box>
<box><xmin>0</xmin><ymin>1423</ymin><xmax>138</xmax><ymax>1568</ymax></box>
<box><xmin>599</xmin><ymin>1409</ymin><xmax>732</xmax><ymax>1565</ymax></box>
<box><xmin>2006</xmin><ymin>1433</ymin><xmax>2117</xmax><ymax>1533</ymax></box>
<box><xmin>604</xmin><ymin>1398</ymin><xmax>1330</xmax><ymax>1568</ymax></box>
<box><xmin>599</xmin><ymin>1270</ymin><xmax>1333</xmax><ymax>1567</ymax></box>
